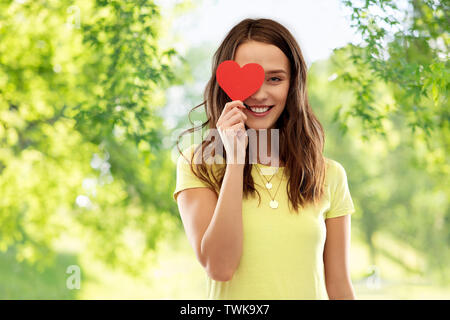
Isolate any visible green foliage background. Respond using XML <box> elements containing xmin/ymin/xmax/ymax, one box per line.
<box><xmin>0</xmin><ymin>0</ymin><xmax>448</xmax><ymax>298</ymax></box>
<box><xmin>0</xmin><ymin>0</ymin><xmax>193</xmax><ymax>277</ymax></box>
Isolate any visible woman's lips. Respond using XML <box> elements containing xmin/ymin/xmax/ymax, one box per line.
<box><xmin>244</xmin><ymin>103</ymin><xmax>273</xmax><ymax>109</ymax></box>
<box><xmin>243</xmin><ymin>103</ymin><xmax>275</xmax><ymax>117</ymax></box>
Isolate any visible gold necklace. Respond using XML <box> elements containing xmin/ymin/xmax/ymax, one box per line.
<box><xmin>254</xmin><ymin>164</ymin><xmax>285</xmax><ymax>209</ymax></box>
<box><xmin>255</xmin><ymin>164</ymin><xmax>278</xmax><ymax>189</ymax></box>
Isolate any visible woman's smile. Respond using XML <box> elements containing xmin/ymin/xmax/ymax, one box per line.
<box><xmin>244</xmin><ymin>103</ymin><xmax>275</xmax><ymax>117</ymax></box>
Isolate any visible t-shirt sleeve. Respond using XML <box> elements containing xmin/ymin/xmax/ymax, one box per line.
<box><xmin>325</xmin><ymin>161</ymin><xmax>356</xmax><ymax>219</ymax></box>
<box><xmin>172</xmin><ymin>146</ymin><xmax>211</xmax><ymax>202</ymax></box>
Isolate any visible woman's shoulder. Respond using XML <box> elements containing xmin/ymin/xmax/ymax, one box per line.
<box><xmin>177</xmin><ymin>143</ymin><xmax>226</xmax><ymax>168</ymax></box>
<box><xmin>324</xmin><ymin>156</ymin><xmax>346</xmax><ymax>170</ymax></box>
<box><xmin>324</xmin><ymin>156</ymin><xmax>349</xmax><ymax>184</ymax></box>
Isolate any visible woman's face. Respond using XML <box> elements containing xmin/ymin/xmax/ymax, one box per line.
<box><xmin>234</xmin><ymin>40</ymin><xmax>291</xmax><ymax>130</ymax></box>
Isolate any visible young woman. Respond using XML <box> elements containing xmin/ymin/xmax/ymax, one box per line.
<box><xmin>173</xmin><ymin>18</ymin><xmax>356</xmax><ymax>300</ymax></box>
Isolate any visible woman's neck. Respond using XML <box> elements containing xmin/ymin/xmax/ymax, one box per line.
<box><xmin>253</xmin><ymin>128</ymin><xmax>284</xmax><ymax>167</ymax></box>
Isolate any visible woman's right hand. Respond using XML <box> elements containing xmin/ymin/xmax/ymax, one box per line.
<box><xmin>216</xmin><ymin>100</ymin><xmax>248</xmax><ymax>165</ymax></box>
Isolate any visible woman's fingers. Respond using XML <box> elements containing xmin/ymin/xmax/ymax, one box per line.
<box><xmin>221</xmin><ymin>106</ymin><xmax>247</xmax><ymax>123</ymax></box>
<box><xmin>216</xmin><ymin>100</ymin><xmax>248</xmax><ymax>164</ymax></box>
<box><xmin>217</xmin><ymin>100</ymin><xmax>247</xmax><ymax>126</ymax></box>
<box><xmin>222</xmin><ymin>112</ymin><xmax>247</xmax><ymax>127</ymax></box>
<box><xmin>228</xmin><ymin>121</ymin><xmax>246</xmax><ymax>134</ymax></box>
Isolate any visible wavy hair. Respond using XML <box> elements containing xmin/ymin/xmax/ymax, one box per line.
<box><xmin>176</xmin><ymin>18</ymin><xmax>327</xmax><ymax>212</ymax></box>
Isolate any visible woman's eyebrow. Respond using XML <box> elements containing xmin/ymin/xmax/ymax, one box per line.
<box><xmin>266</xmin><ymin>69</ymin><xmax>287</xmax><ymax>74</ymax></box>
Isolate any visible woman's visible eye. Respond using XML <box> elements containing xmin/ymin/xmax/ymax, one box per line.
<box><xmin>269</xmin><ymin>77</ymin><xmax>281</xmax><ymax>82</ymax></box>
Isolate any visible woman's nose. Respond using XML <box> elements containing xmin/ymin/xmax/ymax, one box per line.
<box><xmin>249</xmin><ymin>85</ymin><xmax>267</xmax><ymax>100</ymax></box>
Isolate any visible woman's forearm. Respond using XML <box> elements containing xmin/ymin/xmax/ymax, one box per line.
<box><xmin>200</xmin><ymin>164</ymin><xmax>244</xmax><ymax>281</ymax></box>
<box><xmin>326</xmin><ymin>280</ymin><xmax>356</xmax><ymax>300</ymax></box>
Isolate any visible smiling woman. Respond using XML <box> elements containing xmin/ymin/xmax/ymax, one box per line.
<box><xmin>174</xmin><ymin>18</ymin><xmax>356</xmax><ymax>300</ymax></box>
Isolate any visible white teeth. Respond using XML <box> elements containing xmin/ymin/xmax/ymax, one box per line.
<box><xmin>249</xmin><ymin>106</ymin><xmax>270</xmax><ymax>113</ymax></box>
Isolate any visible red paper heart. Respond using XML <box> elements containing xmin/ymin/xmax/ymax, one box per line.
<box><xmin>216</xmin><ymin>60</ymin><xmax>265</xmax><ymax>101</ymax></box>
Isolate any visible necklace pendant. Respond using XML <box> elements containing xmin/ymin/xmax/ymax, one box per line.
<box><xmin>265</xmin><ymin>182</ymin><xmax>273</xmax><ymax>189</ymax></box>
<box><xmin>269</xmin><ymin>200</ymin><xmax>278</xmax><ymax>209</ymax></box>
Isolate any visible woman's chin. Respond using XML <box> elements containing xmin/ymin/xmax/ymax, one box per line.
<box><xmin>245</xmin><ymin>122</ymin><xmax>273</xmax><ymax>131</ymax></box>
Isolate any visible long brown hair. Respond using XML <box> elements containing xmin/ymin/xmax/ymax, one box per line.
<box><xmin>176</xmin><ymin>18</ymin><xmax>327</xmax><ymax>212</ymax></box>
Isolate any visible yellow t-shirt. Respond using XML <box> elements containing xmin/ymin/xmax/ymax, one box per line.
<box><xmin>173</xmin><ymin>144</ymin><xmax>356</xmax><ymax>300</ymax></box>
